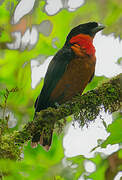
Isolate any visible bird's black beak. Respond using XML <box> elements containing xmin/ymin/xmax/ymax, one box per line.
<box><xmin>91</xmin><ymin>24</ymin><xmax>105</xmax><ymax>34</ymax></box>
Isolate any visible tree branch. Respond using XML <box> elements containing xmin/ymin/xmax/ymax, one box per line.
<box><xmin>14</xmin><ymin>73</ymin><xmax>121</xmax><ymax>143</ymax></box>
<box><xmin>0</xmin><ymin>73</ymin><xmax>121</xmax><ymax>159</ymax></box>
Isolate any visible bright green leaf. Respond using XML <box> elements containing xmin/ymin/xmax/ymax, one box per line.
<box><xmin>101</xmin><ymin>113</ymin><xmax>122</xmax><ymax>148</ymax></box>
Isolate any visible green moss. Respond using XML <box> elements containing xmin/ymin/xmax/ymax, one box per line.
<box><xmin>0</xmin><ymin>133</ymin><xmax>22</xmax><ymax>160</ymax></box>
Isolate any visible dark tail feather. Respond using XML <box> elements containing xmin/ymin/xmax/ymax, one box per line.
<box><xmin>41</xmin><ymin>129</ymin><xmax>53</xmax><ymax>151</ymax></box>
<box><xmin>31</xmin><ymin>112</ymin><xmax>53</xmax><ymax>150</ymax></box>
<box><xmin>31</xmin><ymin>130</ymin><xmax>53</xmax><ymax>151</ymax></box>
<box><xmin>32</xmin><ymin>93</ymin><xmax>54</xmax><ymax>150</ymax></box>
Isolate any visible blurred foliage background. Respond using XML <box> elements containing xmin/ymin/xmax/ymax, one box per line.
<box><xmin>0</xmin><ymin>0</ymin><xmax>122</xmax><ymax>179</ymax></box>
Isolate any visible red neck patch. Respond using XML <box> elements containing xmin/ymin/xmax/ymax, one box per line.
<box><xmin>70</xmin><ymin>34</ymin><xmax>95</xmax><ymax>56</ymax></box>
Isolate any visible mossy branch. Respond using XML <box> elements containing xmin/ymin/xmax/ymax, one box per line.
<box><xmin>0</xmin><ymin>73</ymin><xmax>121</xmax><ymax>160</ymax></box>
<box><xmin>16</xmin><ymin>73</ymin><xmax>121</xmax><ymax>141</ymax></box>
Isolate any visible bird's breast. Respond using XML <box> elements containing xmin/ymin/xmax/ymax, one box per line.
<box><xmin>70</xmin><ymin>34</ymin><xmax>96</xmax><ymax>57</ymax></box>
<box><xmin>49</xmin><ymin>52</ymin><xmax>96</xmax><ymax>104</ymax></box>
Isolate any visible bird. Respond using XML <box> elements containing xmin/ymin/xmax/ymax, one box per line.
<box><xmin>31</xmin><ymin>22</ymin><xmax>105</xmax><ymax>151</ymax></box>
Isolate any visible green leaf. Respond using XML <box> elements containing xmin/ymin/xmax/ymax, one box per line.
<box><xmin>67</xmin><ymin>155</ymin><xmax>85</xmax><ymax>180</ymax></box>
<box><xmin>117</xmin><ymin>57</ymin><xmax>122</xmax><ymax>65</ymax></box>
<box><xmin>83</xmin><ymin>76</ymin><xmax>107</xmax><ymax>93</ymax></box>
<box><xmin>101</xmin><ymin>113</ymin><xmax>122</xmax><ymax>148</ymax></box>
<box><xmin>87</xmin><ymin>154</ymin><xmax>108</xmax><ymax>180</ymax></box>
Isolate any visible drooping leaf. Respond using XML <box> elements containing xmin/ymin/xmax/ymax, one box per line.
<box><xmin>86</xmin><ymin>154</ymin><xmax>108</xmax><ymax>180</ymax></box>
<box><xmin>101</xmin><ymin>113</ymin><xmax>122</xmax><ymax>148</ymax></box>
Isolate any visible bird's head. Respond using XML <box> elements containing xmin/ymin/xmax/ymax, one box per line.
<box><xmin>66</xmin><ymin>22</ymin><xmax>105</xmax><ymax>43</ymax></box>
<box><xmin>65</xmin><ymin>22</ymin><xmax>105</xmax><ymax>56</ymax></box>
